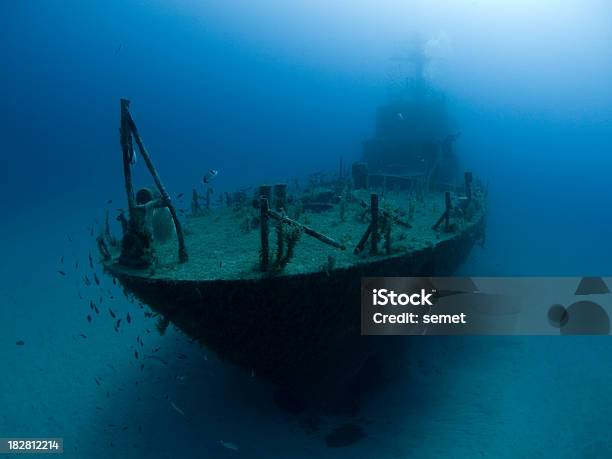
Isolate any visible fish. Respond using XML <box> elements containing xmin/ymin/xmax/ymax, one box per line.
<box><xmin>114</xmin><ymin>43</ymin><xmax>122</xmax><ymax>56</ymax></box>
<box><xmin>58</xmin><ymin>270</ymin><xmax>66</xmax><ymax>276</ymax></box>
<box><xmin>67</xmin><ymin>234</ymin><xmax>73</xmax><ymax>242</ymax></box>
<box><xmin>15</xmin><ymin>340</ymin><xmax>25</xmax><ymax>346</ymax></box>
<box><xmin>203</xmin><ymin>169</ymin><xmax>218</xmax><ymax>184</ymax></box>
<box><xmin>106</xmin><ymin>199</ymin><xmax>112</xmax><ymax>205</ymax></box>
<box><xmin>126</xmin><ymin>313</ymin><xmax>131</xmax><ymax>324</ymax></box>
<box><xmin>218</xmin><ymin>440</ymin><xmax>239</xmax><ymax>451</ymax></box>
<box><xmin>88</xmin><ymin>252</ymin><xmax>93</xmax><ymax>269</ymax></box>
<box><xmin>79</xmin><ymin>333</ymin><xmax>87</xmax><ymax>339</ymax></box>
<box><xmin>397</xmin><ymin>112</ymin><xmax>404</xmax><ymax>120</ymax></box>
<box><xmin>94</xmin><ymin>377</ymin><xmax>101</xmax><ymax>386</ymax></box>
<box><xmin>109</xmin><ymin>309</ymin><xmax>116</xmax><ymax>318</ymax></box>
<box><xmin>75</xmin><ymin>259</ymin><xmax>79</xmax><ymax>269</ymax></box>
<box><xmin>94</xmin><ymin>305</ymin><xmax>99</xmax><ymax>314</ymax></box>
<box><xmin>60</xmin><ymin>256</ymin><xmax>64</xmax><ymax>264</ymax></box>
<box><xmin>176</xmin><ymin>193</ymin><xmax>184</xmax><ymax>199</ymax></box>
<box><xmin>152</xmin><ymin>346</ymin><xmax>160</xmax><ymax>353</ymax></box>
<box><xmin>84</xmin><ymin>275</ymin><xmax>91</xmax><ymax>286</ymax></box>
<box><xmin>170</xmin><ymin>401</ymin><xmax>185</xmax><ymax>416</ymax></box>
<box><xmin>94</xmin><ymin>274</ymin><xmax>100</xmax><ymax>286</ymax></box>
<box><xmin>134</xmin><ymin>350</ymin><xmax>139</xmax><ymax>359</ymax></box>
<box><xmin>130</xmin><ymin>146</ymin><xmax>137</xmax><ymax>165</ymax></box>
<box><xmin>87</xmin><ymin>315</ymin><xmax>92</xmax><ymax>323</ymax></box>
<box><xmin>90</xmin><ymin>301</ymin><xmax>94</xmax><ymax>310</ymax></box>
<box><xmin>177</xmin><ymin>353</ymin><xmax>187</xmax><ymax>360</ymax></box>
<box><xmin>116</xmin><ymin>319</ymin><xmax>121</xmax><ymax>328</ymax></box>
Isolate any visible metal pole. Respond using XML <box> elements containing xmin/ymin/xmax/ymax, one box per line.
<box><xmin>126</xmin><ymin>109</ymin><xmax>188</xmax><ymax>263</ymax></box>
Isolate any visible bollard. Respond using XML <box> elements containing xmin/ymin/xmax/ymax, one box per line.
<box><xmin>259</xmin><ymin>185</ymin><xmax>272</xmax><ymax>203</ymax></box>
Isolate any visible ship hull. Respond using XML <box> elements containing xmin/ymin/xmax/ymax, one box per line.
<box><xmin>106</xmin><ymin>214</ymin><xmax>485</xmax><ymax>408</ymax></box>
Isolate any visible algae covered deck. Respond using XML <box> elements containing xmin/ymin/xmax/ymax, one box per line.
<box><xmin>112</xmin><ymin>187</ymin><xmax>483</xmax><ymax>282</ymax></box>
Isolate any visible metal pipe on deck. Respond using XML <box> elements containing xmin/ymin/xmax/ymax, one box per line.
<box><xmin>354</xmin><ymin>223</ymin><xmax>373</xmax><ymax>255</ymax></box>
<box><xmin>267</xmin><ymin>209</ymin><xmax>346</xmax><ymax>250</ymax></box>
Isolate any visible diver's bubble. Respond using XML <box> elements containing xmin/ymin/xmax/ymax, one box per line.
<box><xmin>548</xmin><ymin>304</ymin><xmax>569</xmax><ymax>328</ymax></box>
<box><xmin>575</xmin><ymin>277</ymin><xmax>610</xmax><ymax>295</ymax></box>
<box><xmin>560</xmin><ymin>301</ymin><xmax>610</xmax><ymax>335</ymax></box>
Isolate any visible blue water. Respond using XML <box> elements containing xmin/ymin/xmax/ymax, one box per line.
<box><xmin>2</xmin><ymin>1</ymin><xmax>612</xmax><ymax>457</ymax></box>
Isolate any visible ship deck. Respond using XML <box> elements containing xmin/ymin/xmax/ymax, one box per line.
<box><xmin>107</xmin><ymin>187</ymin><xmax>485</xmax><ymax>282</ymax></box>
